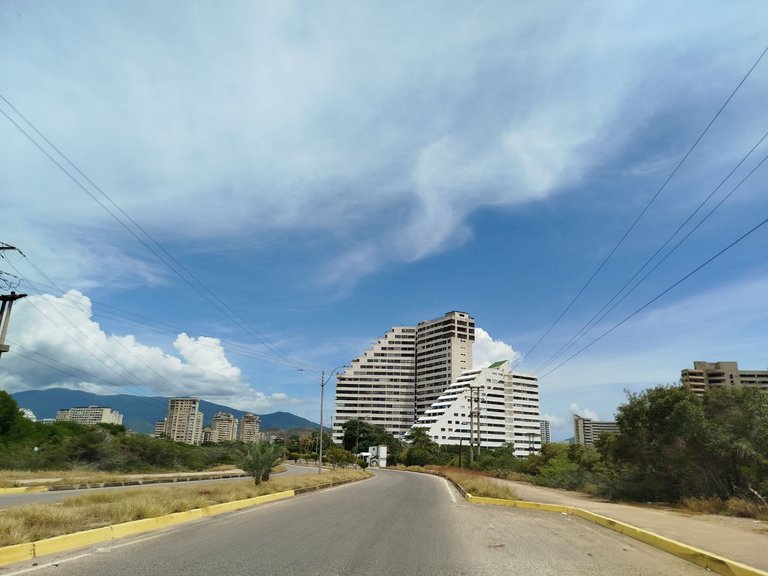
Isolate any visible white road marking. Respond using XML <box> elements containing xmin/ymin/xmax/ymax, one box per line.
<box><xmin>443</xmin><ymin>478</ymin><xmax>457</xmax><ymax>503</ymax></box>
<box><xmin>2</xmin><ymin>554</ymin><xmax>91</xmax><ymax>575</ymax></box>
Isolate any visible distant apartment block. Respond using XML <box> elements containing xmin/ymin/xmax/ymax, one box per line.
<box><xmin>573</xmin><ymin>414</ymin><xmax>619</xmax><ymax>446</ymax></box>
<box><xmin>239</xmin><ymin>413</ymin><xmax>261</xmax><ymax>443</ymax></box>
<box><xmin>153</xmin><ymin>419</ymin><xmax>166</xmax><ymax>438</ymax></box>
<box><xmin>414</xmin><ymin>360</ymin><xmax>541</xmax><ymax>456</ymax></box>
<box><xmin>202</xmin><ymin>426</ymin><xmax>218</xmax><ymax>443</ymax></box>
<box><xmin>55</xmin><ymin>406</ymin><xmax>123</xmax><ymax>426</ymax></box>
<box><xmin>681</xmin><ymin>361</ymin><xmax>768</xmax><ymax>397</ymax></box>
<box><xmin>540</xmin><ymin>419</ymin><xmax>551</xmax><ymax>445</ymax></box>
<box><xmin>211</xmin><ymin>412</ymin><xmax>238</xmax><ymax>442</ymax></box>
<box><xmin>332</xmin><ymin>311</ymin><xmax>475</xmax><ymax>442</ymax></box>
<box><xmin>164</xmin><ymin>397</ymin><xmax>204</xmax><ymax>445</ymax></box>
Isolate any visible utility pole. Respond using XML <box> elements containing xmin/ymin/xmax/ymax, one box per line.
<box><xmin>474</xmin><ymin>385</ymin><xmax>482</xmax><ymax>457</ymax></box>
<box><xmin>0</xmin><ymin>244</ymin><xmax>28</xmax><ymax>358</ymax></box>
<box><xmin>318</xmin><ymin>369</ymin><xmax>325</xmax><ymax>474</ymax></box>
<box><xmin>0</xmin><ymin>291</ymin><xmax>27</xmax><ymax>359</ymax></box>
<box><xmin>468</xmin><ymin>390</ymin><xmax>474</xmax><ymax>464</ymax></box>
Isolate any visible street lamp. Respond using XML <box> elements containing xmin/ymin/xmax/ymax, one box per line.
<box><xmin>299</xmin><ymin>365</ymin><xmax>349</xmax><ymax>474</ymax></box>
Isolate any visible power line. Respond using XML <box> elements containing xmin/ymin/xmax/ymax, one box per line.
<box><xmin>534</xmin><ymin>130</ymin><xmax>768</xmax><ymax>374</ymax></box>
<box><xmin>6</xmin><ymin>266</ymin><xmax>323</xmax><ymax>370</ymax></box>
<box><xmin>0</xmin><ymin>95</ymin><xmax>320</xmax><ymax>373</ymax></box>
<box><xmin>539</xmin><ymin>212</ymin><xmax>768</xmax><ymax>380</ymax></box>
<box><xmin>521</xmin><ymin>42</ymin><xmax>768</xmax><ymax>362</ymax></box>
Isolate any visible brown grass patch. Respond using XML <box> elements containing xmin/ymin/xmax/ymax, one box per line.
<box><xmin>679</xmin><ymin>496</ymin><xmax>765</xmax><ymax>519</ymax></box>
<box><xmin>0</xmin><ymin>469</ymin><xmax>369</xmax><ymax>546</ymax></box>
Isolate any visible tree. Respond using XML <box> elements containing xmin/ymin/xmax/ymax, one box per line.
<box><xmin>0</xmin><ymin>390</ymin><xmax>23</xmax><ymax>436</ymax></box>
<box><xmin>340</xmin><ymin>419</ymin><xmax>403</xmax><ymax>464</ymax></box>
<box><xmin>402</xmin><ymin>427</ymin><xmax>439</xmax><ymax>466</ymax></box>
<box><xmin>240</xmin><ymin>442</ymin><xmax>283</xmax><ymax>485</ymax></box>
<box><xmin>324</xmin><ymin>446</ymin><xmax>355</xmax><ymax>468</ymax></box>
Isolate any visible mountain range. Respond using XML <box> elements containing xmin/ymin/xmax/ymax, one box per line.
<box><xmin>10</xmin><ymin>388</ymin><xmax>319</xmax><ymax>434</ymax></box>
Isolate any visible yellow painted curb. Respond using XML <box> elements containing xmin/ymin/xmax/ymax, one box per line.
<box><xmin>0</xmin><ymin>489</ymin><xmax>296</xmax><ymax>568</ymax></box>
<box><xmin>0</xmin><ymin>486</ymin><xmax>49</xmax><ymax>494</ymax></box>
<box><xmin>0</xmin><ymin>543</ymin><xmax>34</xmax><ymax>565</ymax></box>
<box><xmin>465</xmin><ymin>493</ymin><xmax>768</xmax><ymax>576</ymax></box>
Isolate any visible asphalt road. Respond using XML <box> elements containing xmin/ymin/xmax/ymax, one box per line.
<box><xmin>0</xmin><ymin>464</ymin><xmax>313</xmax><ymax>509</ymax></box>
<box><xmin>0</xmin><ymin>469</ymin><xmax>707</xmax><ymax>576</ymax></box>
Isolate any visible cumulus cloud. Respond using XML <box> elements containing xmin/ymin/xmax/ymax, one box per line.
<box><xmin>541</xmin><ymin>413</ymin><xmax>566</xmax><ymax>428</ymax></box>
<box><xmin>473</xmin><ymin>328</ymin><xmax>521</xmax><ymax>368</ymax></box>
<box><xmin>0</xmin><ymin>291</ymin><xmax>294</xmax><ymax>412</ymax></box>
<box><xmin>569</xmin><ymin>403</ymin><xmax>599</xmax><ymax>421</ymax></box>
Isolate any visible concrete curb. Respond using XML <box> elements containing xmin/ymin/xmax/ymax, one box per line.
<box><xmin>0</xmin><ymin>486</ymin><xmax>49</xmax><ymax>494</ymax></box>
<box><xmin>465</xmin><ymin>494</ymin><xmax>768</xmax><ymax>576</ymax></box>
<box><xmin>0</xmin><ymin>473</ymin><xmax>249</xmax><ymax>494</ymax></box>
<box><xmin>0</xmin><ymin>474</ymin><xmax>371</xmax><ymax>568</ymax></box>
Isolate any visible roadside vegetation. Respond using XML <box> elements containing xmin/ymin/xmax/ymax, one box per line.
<box><xmin>348</xmin><ymin>386</ymin><xmax>768</xmax><ymax>519</ymax></box>
<box><xmin>0</xmin><ymin>468</ymin><xmax>370</xmax><ymax>546</ymax></box>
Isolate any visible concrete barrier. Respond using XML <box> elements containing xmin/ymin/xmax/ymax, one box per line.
<box><xmin>465</xmin><ymin>493</ymin><xmax>768</xmax><ymax>576</ymax></box>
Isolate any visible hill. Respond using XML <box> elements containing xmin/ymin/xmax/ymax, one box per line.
<box><xmin>10</xmin><ymin>388</ymin><xmax>318</xmax><ymax>434</ymax></box>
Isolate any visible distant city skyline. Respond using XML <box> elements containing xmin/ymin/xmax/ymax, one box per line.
<box><xmin>1</xmin><ymin>2</ymin><xmax>766</xmax><ymax>443</ymax></box>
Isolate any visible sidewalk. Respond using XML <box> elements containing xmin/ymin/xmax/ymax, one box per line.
<box><xmin>495</xmin><ymin>478</ymin><xmax>767</xmax><ymax>572</ymax></box>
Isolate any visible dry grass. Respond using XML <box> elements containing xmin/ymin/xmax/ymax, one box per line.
<box><xmin>0</xmin><ymin>468</ymin><xmax>246</xmax><ymax>488</ymax></box>
<box><xmin>680</xmin><ymin>496</ymin><xmax>766</xmax><ymax>520</ymax></box>
<box><xmin>395</xmin><ymin>465</ymin><xmax>520</xmax><ymax>500</ymax></box>
<box><xmin>442</xmin><ymin>471</ymin><xmax>519</xmax><ymax>500</ymax></box>
<box><xmin>0</xmin><ymin>469</ymin><xmax>370</xmax><ymax>546</ymax></box>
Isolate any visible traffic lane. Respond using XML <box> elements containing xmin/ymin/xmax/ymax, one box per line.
<box><xmin>0</xmin><ymin>464</ymin><xmax>314</xmax><ymax>509</ymax></box>
<box><xmin>0</xmin><ymin>469</ymin><xmax>708</xmax><ymax>576</ymax></box>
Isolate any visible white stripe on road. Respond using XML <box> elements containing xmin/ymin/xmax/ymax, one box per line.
<box><xmin>443</xmin><ymin>478</ymin><xmax>457</xmax><ymax>503</ymax></box>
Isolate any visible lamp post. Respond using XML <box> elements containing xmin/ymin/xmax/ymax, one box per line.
<box><xmin>299</xmin><ymin>365</ymin><xmax>349</xmax><ymax>474</ymax></box>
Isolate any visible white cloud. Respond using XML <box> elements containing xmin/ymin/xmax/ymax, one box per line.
<box><xmin>0</xmin><ymin>291</ymin><xmax>294</xmax><ymax>412</ymax></box>
<box><xmin>569</xmin><ymin>403</ymin><xmax>599</xmax><ymax>421</ymax></box>
<box><xmin>541</xmin><ymin>413</ymin><xmax>566</xmax><ymax>428</ymax></box>
<box><xmin>2</xmin><ymin>3</ymin><xmax>762</xmax><ymax>288</ymax></box>
<box><xmin>473</xmin><ymin>328</ymin><xmax>521</xmax><ymax>368</ymax></box>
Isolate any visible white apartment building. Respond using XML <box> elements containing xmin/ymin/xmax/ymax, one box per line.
<box><xmin>164</xmin><ymin>397</ymin><xmax>204</xmax><ymax>445</ymax></box>
<box><xmin>413</xmin><ymin>360</ymin><xmax>541</xmax><ymax>456</ymax></box>
<box><xmin>239</xmin><ymin>413</ymin><xmax>261</xmax><ymax>443</ymax></box>
<box><xmin>681</xmin><ymin>361</ymin><xmax>768</xmax><ymax>397</ymax></box>
<box><xmin>211</xmin><ymin>412</ymin><xmax>238</xmax><ymax>442</ymax></box>
<box><xmin>573</xmin><ymin>414</ymin><xmax>619</xmax><ymax>446</ymax></box>
<box><xmin>55</xmin><ymin>406</ymin><xmax>123</xmax><ymax>426</ymax></box>
<box><xmin>540</xmin><ymin>419</ymin><xmax>551</xmax><ymax>445</ymax></box>
<box><xmin>332</xmin><ymin>326</ymin><xmax>416</xmax><ymax>442</ymax></box>
<box><xmin>415</xmin><ymin>311</ymin><xmax>475</xmax><ymax>417</ymax></box>
<box><xmin>332</xmin><ymin>311</ymin><xmax>478</xmax><ymax>442</ymax></box>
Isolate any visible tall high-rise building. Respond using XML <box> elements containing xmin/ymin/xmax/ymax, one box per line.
<box><xmin>681</xmin><ymin>361</ymin><xmax>768</xmax><ymax>397</ymax></box>
<box><xmin>333</xmin><ymin>326</ymin><xmax>417</xmax><ymax>442</ymax></box>
<box><xmin>540</xmin><ymin>419</ymin><xmax>551</xmax><ymax>445</ymax></box>
<box><xmin>415</xmin><ymin>311</ymin><xmax>475</xmax><ymax>417</ymax></box>
<box><xmin>55</xmin><ymin>406</ymin><xmax>123</xmax><ymax>426</ymax></box>
<box><xmin>211</xmin><ymin>412</ymin><xmax>238</xmax><ymax>442</ymax></box>
<box><xmin>414</xmin><ymin>360</ymin><xmax>541</xmax><ymax>456</ymax></box>
<box><xmin>573</xmin><ymin>414</ymin><xmax>619</xmax><ymax>446</ymax></box>
<box><xmin>239</xmin><ymin>413</ymin><xmax>261</xmax><ymax>443</ymax></box>
<box><xmin>332</xmin><ymin>311</ymin><xmax>476</xmax><ymax>442</ymax></box>
<box><xmin>164</xmin><ymin>398</ymin><xmax>204</xmax><ymax>445</ymax></box>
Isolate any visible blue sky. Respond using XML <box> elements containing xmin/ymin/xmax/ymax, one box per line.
<box><xmin>1</xmin><ymin>2</ymin><xmax>766</xmax><ymax>440</ymax></box>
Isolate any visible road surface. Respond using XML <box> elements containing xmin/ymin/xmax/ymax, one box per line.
<box><xmin>0</xmin><ymin>469</ymin><xmax>707</xmax><ymax>576</ymax></box>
